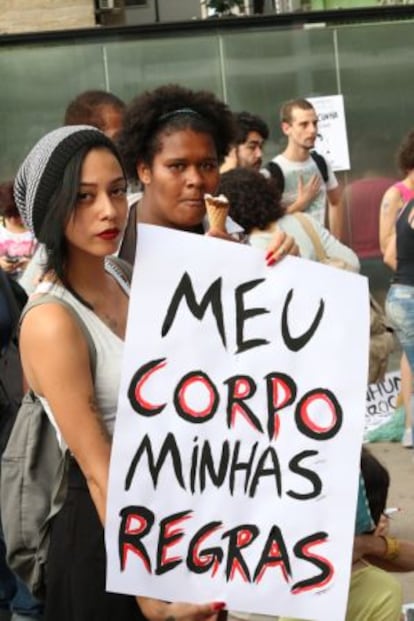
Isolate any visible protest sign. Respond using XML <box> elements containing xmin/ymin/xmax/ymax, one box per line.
<box><xmin>307</xmin><ymin>94</ymin><xmax>350</xmax><ymax>172</ymax></box>
<box><xmin>105</xmin><ymin>225</ymin><xmax>369</xmax><ymax>621</ymax></box>
<box><xmin>364</xmin><ymin>370</ymin><xmax>401</xmax><ymax>437</ymax></box>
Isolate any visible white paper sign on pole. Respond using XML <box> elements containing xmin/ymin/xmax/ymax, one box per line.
<box><xmin>307</xmin><ymin>94</ymin><xmax>351</xmax><ymax>172</ymax></box>
<box><xmin>105</xmin><ymin>224</ymin><xmax>369</xmax><ymax>621</ymax></box>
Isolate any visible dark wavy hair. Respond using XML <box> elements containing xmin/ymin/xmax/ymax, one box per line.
<box><xmin>117</xmin><ymin>84</ymin><xmax>236</xmax><ymax>181</ymax></box>
<box><xmin>360</xmin><ymin>447</ymin><xmax>389</xmax><ymax>528</ymax></box>
<box><xmin>233</xmin><ymin>111</ymin><xmax>269</xmax><ymax>145</ymax></box>
<box><xmin>39</xmin><ymin>145</ymin><xmax>126</xmax><ymax>305</ymax></box>
<box><xmin>0</xmin><ymin>180</ymin><xmax>19</xmax><ymax>219</ymax></box>
<box><xmin>217</xmin><ymin>168</ymin><xmax>285</xmax><ymax>233</ymax></box>
<box><xmin>64</xmin><ymin>90</ymin><xmax>125</xmax><ymax>131</ymax></box>
<box><xmin>396</xmin><ymin>130</ymin><xmax>414</xmax><ymax>175</ymax></box>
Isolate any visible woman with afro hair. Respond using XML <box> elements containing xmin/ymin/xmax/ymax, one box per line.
<box><xmin>117</xmin><ymin>84</ymin><xmax>297</xmax><ymax>264</ymax></box>
<box><xmin>218</xmin><ymin>167</ymin><xmax>359</xmax><ymax>269</ymax></box>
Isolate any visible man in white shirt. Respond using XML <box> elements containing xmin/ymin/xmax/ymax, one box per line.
<box><xmin>270</xmin><ymin>98</ymin><xmax>343</xmax><ymax>239</ymax></box>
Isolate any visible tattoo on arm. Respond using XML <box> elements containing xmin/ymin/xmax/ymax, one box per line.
<box><xmin>88</xmin><ymin>394</ymin><xmax>99</xmax><ymax>413</ymax></box>
<box><xmin>88</xmin><ymin>394</ymin><xmax>110</xmax><ymax>442</ymax></box>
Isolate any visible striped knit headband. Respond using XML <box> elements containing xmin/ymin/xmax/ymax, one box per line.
<box><xmin>14</xmin><ymin>125</ymin><xmax>124</xmax><ymax>238</ymax></box>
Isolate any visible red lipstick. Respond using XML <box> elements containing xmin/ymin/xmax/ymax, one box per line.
<box><xmin>97</xmin><ymin>228</ymin><xmax>119</xmax><ymax>241</ymax></box>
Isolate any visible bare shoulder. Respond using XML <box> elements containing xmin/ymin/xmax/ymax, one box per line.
<box><xmin>20</xmin><ymin>300</ymin><xmax>93</xmax><ymax>397</ymax></box>
<box><xmin>381</xmin><ymin>185</ymin><xmax>400</xmax><ymax>204</ymax></box>
<box><xmin>20</xmin><ymin>301</ymin><xmax>84</xmax><ymax>348</ymax></box>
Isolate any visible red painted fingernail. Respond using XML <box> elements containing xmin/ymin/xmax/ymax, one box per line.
<box><xmin>265</xmin><ymin>250</ymin><xmax>273</xmax><ymax>260</ymax></box>
<box><xmin>266</xmin><ymin>257</ymin><xmax>276</xmax><ymax>266</ymax></box>
<box><xmin>212</xmin><ymin>602</ymin><xmax>226</xmax><ymax>611</ymax></box>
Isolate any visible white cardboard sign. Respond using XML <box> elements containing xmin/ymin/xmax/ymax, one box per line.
<box><xmin>364</xmin><ymin>370</ymin><xmax>401</xmax><ymax>438</ymax></box>
<box><xmin>307</xmin><ymin>94</ymin><xmax>351</xmax><ymax>172</ymax></box>
<box><xmin>106</xmin><ymin>225</ymin><xmax>369</xmax><ymax>621</ymax></box>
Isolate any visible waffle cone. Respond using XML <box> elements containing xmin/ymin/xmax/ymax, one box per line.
<box><xmin>205</xmin><ymin>196</ymin><xmax>229</xmax><ymax>232</ymax></box>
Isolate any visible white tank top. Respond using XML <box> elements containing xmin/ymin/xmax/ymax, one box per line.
<box><xmin>32</xmin><ymin>262</ymin><xmax>129</xmax><ymax>449</ymax></box>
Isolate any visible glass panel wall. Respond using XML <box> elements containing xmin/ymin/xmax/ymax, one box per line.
<box><xmin>221</xmin><ymin>26</ymin><xmax>338</xmax><ymax>160</ymax></box>
<box><xmin>0</xmin><ymin>42</ymin><xmax>108</xmax><ymax>179</ymax></box>
<box><xmin>2</xmin><ymin>20</ymin><xmax>414</xmax><ymax>182</ymax></box>
<box><xmin>334</xmin><ymin>20</ymin><xmax>414</xmax><ymax>293</ymax></box>
<box><xmin>1</xmin><ymin>16</ymin><xmax>414</xmax><ymax>294</ymax></box>
<box><xmin>4</xmin><ymin>18</ymin><xmax>414</xmax><ymax>180</ymax></box>
<box><xmin>338</xmin><ymin>21</ymin><xmax>414</xmax><ymax>180</ymax></box>
<box><xmin>105</xmin><ymin>35</ymin><xmax>222</xmax><ymax>101</ymax></box>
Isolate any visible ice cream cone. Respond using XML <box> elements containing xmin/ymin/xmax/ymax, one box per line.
<box><xmin>204</xmin><ymin>193</ymin><xmax>229</xmax><ymax>233</ymax></box>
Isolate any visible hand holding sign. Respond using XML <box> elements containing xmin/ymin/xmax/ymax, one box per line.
<box><xmin>106</xmin><ymin>225</ymin><xmax>369</xmax><ymax>621</ymax></box>
<box><xmin>137</xmin><ymin>596</ymin><xmax>226</xmax><ymax>621</ymax></box>
<box><xmin>265</xmin><ymin>226</ymin><xmax>300</xmax><ymax>265</ymax></box>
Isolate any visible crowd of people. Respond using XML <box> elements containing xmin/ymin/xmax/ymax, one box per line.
<box><xmin>0</xmin><ymin>85</ymin><xmax>413</xmax><ymax>621</ymax></box>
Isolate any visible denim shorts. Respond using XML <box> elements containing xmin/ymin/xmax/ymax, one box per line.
<box><xmin>386</xmin><ymin>283</ymin><xmax>414</xmax><ymax>370</ymax></box>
